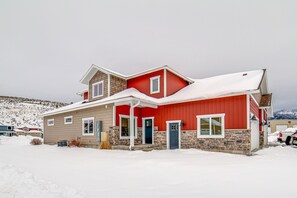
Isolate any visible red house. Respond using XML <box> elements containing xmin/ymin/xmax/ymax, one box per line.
<box><xmin>43</xmin><ymin>64</ymin><xmax>272</xmax><ymax>154</ymax></box>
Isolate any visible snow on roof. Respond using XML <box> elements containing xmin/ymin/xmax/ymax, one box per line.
<box><xmin>44</xmin><ymin>69</ymin><xmax>265</xmax><ymax>117</ymax></box>
<box><xmin>159</xmin><ymin>69</ymin><xmax>264</xmax><ymax>104</ymax></box>
<box><xmin>80</xmin><ymin>64</ymin><xmax>194</xmax><ymax>85</ymax></box>
<box><xmin>284</xmin><ymin>128</ymin><xmax>297</xmax><ymax>132</ymax></box>
<box><xmin>43</xmin><ymin>88</ymin><xmax>159</xmax><ymax>116</ymax></box>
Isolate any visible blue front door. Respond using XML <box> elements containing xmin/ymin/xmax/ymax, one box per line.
<box><xmin>169</xmin><ymin>123</ymin><xmax>179</xmax><ymax>149</ymax></box>
<box><xmin>145</xmin><ymin>119</ymin><xmax>153</xmax><ymax>144</ymax></box>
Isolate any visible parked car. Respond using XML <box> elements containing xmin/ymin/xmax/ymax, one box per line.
<box><xmin>291</xmin><ymin>132</ymin><xmax>297</xmax><ymax>146</ymax></box>
<box><xmin>278</xmin><ymin>127</ymin><xmax>297</xmax><ymax>145</ymax></box>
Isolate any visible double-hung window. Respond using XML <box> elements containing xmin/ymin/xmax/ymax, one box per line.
<box><xmin>197</xmin><ymin>114</ymin><xmax>225</xmax><ymax>138</ymax></box>
<box><xmin>64</xmin><ymin>116</ymin><xmax>73</xmax><ymax>125</ymax></box>
<box><xmin>119</xmin><ymin>115</ymin><xmax>137</xmax><ymax>139</ymax></box>
<box><xmin>47</xmin><ymin>119</ymin><xmax>54</xmax><ymax>126</ymax></box>
<box><xmin>92</xmin><ymin>81</ymin><xmax>104</xmax><ymax>98</ymax></box>
<box><xmin>82</xmin><ymin>117</ymin><xmax>94</xmax><ymax>136</ymax></box>
<box><xmin>150</xmin><ymin>76</ymin><xmax>160</xmax><ymax>94</ymax></box>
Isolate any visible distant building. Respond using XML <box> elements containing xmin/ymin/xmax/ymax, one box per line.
<box><xmin>14</xmin><ymin>126</ymin><xmax>43</xmax><ymax>138</ymax></box>
<box><xmin>268</xmin><ymin>119</ymin><xmax>297</xmax><ymax>132</ymax></box>
<box><xmin>0</xmin><ymin>125</ymin><xmax>15</xmax><ymax>136</ymax></box>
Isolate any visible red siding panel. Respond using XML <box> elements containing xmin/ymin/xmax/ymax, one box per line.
<box><xmin>84</xmin><ymin>92</ymin><xmax>88</xmax><ymax>100</ymax></box>
<box><xmin>250</xmin><ymin>97</ymin><xmax>259</xmax><ymax>119</ymax></box>
<box><xmin>127</xmin><ymin>70</ymin><xmax>164</xmax><ymax>98</ymax></box>
<box><xmin>166</xmin><ymin>70</ymin><xmax>188</xmax><ymax>96</ymax></box>
<box><xmin>116</xmin><ymin>95</ymin><xmax>247</xmax><ymax>131</ymax></box>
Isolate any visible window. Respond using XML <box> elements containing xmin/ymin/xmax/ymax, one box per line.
<box><xmin>82</xmin><ymin>117</ymin><xmax>94</xmax><ymax>136</ymax></box>
<box><xmin>64</xmin><ymin>116</ymin><xmax>73</xmax><ymax>125</ymax></box>
<box><xmin>92</xmin><ymin>81</ymin><xmax>104</xmax><ymax>98</ymax></box>
<box><xmin>150</xmin><ymin>76</ymin><xmax>160</xmax><ymax>94</ymax></box>
<box><xmin>7</xmin><ymin>126</ymin><xmax>12</xmax><ymax>130</ymax></box>
<box><xmin>197</xmin><ymin>114</ymin><xmax>225</xmax><ymax>138</ymax></box>
<box><xmin>47</xmin><ymin>119</ymin><xmax>54</xmax><ymax>126</ymax></box>
<box><xmin>119</xmin><ymin>115</ymin><xmax>137</xmax><ymax>139</ymax></box>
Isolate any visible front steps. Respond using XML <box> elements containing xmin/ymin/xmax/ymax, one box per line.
<box><xmin>112</xmin><ymin>144</ymin><xmax>162</xmax><ymax>151</ymax></box>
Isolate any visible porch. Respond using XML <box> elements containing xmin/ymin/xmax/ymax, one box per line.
<box><xmin>111</xmin><ymin>97</ymin><xmax>159</xmax><ymax>150</ymax></box>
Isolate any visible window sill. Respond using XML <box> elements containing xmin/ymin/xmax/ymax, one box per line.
<box><xmin>197</xmin><ymin>135</ymin><xmax>224</xmax><ymax>139</ymax></box>
<box><xmin>120</xmin><ymin>137</ymin><xmax>138</xmax><ymax>139</ymax></box>
<box><xmin>82</xmin><ymin>133</ymin><xmax>94</xmax><ymax>136</ymax></box>
<box><xmin>93</xmin><ymin>94</ymin><xmax>104</xmax><ymax>99</ymax></box>
<box><xmin>150</xmin><ymin>91</ymin><xmax>160</xmax><ymax>95</ymax></box>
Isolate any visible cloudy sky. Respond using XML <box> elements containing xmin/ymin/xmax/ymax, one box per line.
<box><xmin>0</xmin><ymin>0</ymin><xmax>296</xmax><ymax>111</ymax></box>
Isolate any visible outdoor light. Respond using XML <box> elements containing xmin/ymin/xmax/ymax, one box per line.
<box><xmin>180</xmin><ymin>122</ymin><xmax>185</xmax><ymax>126</ymax></box>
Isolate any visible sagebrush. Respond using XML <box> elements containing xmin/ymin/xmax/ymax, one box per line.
<box><xmin>68</xmin><ymin>139</ymin><xmax>81</xmax><ymax>147</ymax></box>
<box><xmin>30</xmin><ymin>138</ymin><xmax>42</xmax><ymax>145</ymax></box>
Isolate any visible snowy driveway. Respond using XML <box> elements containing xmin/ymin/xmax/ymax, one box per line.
<box><xmin>0</xmin><ymin>136</ymin><xmax>297</xmax><ymax>198</ymax></box>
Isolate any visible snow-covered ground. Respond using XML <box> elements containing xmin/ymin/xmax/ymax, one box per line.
<box><xmin>0</xmin><ymin>136</ymin><xmax>296</xmax><ymax>198</ymax></box>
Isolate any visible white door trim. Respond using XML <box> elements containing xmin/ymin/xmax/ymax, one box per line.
<box><xmin>142</xmin><ymin>117</ymin><xmax>155</xmax><ymax>144</ymax></box>
<box><xmin>166</xmin><ymin>120</ymin><xmax>181</xmax><ymax>149</ymax></box>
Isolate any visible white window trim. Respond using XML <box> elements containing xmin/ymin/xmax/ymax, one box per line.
<box><xmin>150</xmin><ymin>76</ymin><xmax>160</xmax><ymax>94</ymax></box>
<box><xmin>92</xmin><ymin>81</ymin><xmax>104</xmax><ymax>98</ymax></box>
<box><xmin>82</xmin><ymin>117</ymin><xmax>94</xmax><ymax>136</ymax></box>
<box><xmin>64</xmin><ymin>116</ymin><xmax>73</xmax><ymax>125</ymax></box>
<box><xmin>197</xmin><ymin>114</ymin><xmax>225</xmax><ymax>138</ymax></box>
<box><xmin>142</xmin><ymin>117</ymin><xmax>154</xmax><ymax>144</ymax></box>
<box><xmin>166</xmin><ymin>120</ymin><xmax>181</xmax><ymax>149</ymax></box>
<box><xmin>47</xmin><ymin>119</ymin><xmax>54</xmax><ymax>126</ymax></box>
<box><xmin>119</xmin><ymin>114</ymin><xmax>138</xmax><ymax>139</ymax></box>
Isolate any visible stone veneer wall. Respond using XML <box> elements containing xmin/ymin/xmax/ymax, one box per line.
<box><xmin>109</xmin><ymin>126</ymin><xmax>143</xmax><ymax>145</ymax></box>
<box><xmin>108</xmin><ymin>126</ymin><xmax>252</xmax><ymax>154</ymax></box>
<box><xmin>110</xmin><ymin>75</ymin><xmax>127</xmax><ymax>96</ymax></box>
<box><xmin>89</xmin><ymin>72</ymin><xmax>127</xmax><ymax>102</ymax></box>
<box><xmin>89</xmin><ymin>71</ymin><xmax>108</xmax><ymax>102</ymax></box>
<box><xmin>260</xmin><ymin>131</ymin><xmax>264</xmax><ymax>148</ymax></box>
<box><xmin>154</xmin><ymin>129</ymin><xmax>251</xmax><ymax>154</ymax></box>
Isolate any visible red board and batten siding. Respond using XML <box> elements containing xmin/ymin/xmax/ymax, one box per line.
<box><xmin>127</xmin><ymin>70</ymin><xmax>165</xmax><ymax>98</ymax></box>
<box><xmin>116</xmin><ymin>95</ymin><xmax>248</xmax><ymax>131</ymax></box>
<box><xmin>84</xmin><ymin>92</ymin><xmax>88</xmax><ymax>100</ymax></box>
<box><xmin>166</xmin><ymin>70</ymin><xmax>188</xmax><ymax>96</ymax></box>
<box><xmin>250</xmin><ymin>97</ymin><xmax>259</xmax><ymax>119</ymax></box>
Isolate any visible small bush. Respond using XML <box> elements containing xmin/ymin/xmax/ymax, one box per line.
<box><xmin>68</xmin><ymin>139</ymin><xmax>81</xmax><ymax>147</ymax></box>
<box><xmin>30</xmin><ymin>138</ymin><xmax>42</xmax><ymax>145</ymax></box>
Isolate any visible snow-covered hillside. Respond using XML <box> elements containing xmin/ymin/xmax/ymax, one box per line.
<box><xmin>0</xmin><ymin>96</ymin><xmax>67</xmax><ymax>128</ymax></box>
<box><xmin>272</xmin><ymin>109</ymin><xmax>297</xmax><ymax>119</ymax></box>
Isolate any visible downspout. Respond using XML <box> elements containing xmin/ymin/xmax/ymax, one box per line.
<box><xmin>129</xmin><ymin>99</ymin><xmax>141</xmax><ymax>150</ymax></box>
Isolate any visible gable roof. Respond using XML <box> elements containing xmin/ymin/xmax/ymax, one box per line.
<box><xmin>44</xmin><ymin>69</ymin><xmax>266</xmax><ymax>117</ymax></box>
<box><xmin>80</xmin><ymin>64</ymin><xmax>194</xmax><ymax>85</ymax></box>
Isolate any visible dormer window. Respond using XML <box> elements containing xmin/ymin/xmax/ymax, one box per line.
<box><xmin>150</xmin><ymin>76</ymin><xmax>160</xmax><ymax>94</ymax></box>
<box><xmin>92</xmin><ymin>81</ymin><xmax>104</xmax><ymax>98</ymax></box>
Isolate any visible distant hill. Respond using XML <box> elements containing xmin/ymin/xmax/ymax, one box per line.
<box><xmin>0</xmin><ymin>96</ymin><xmax>67</xmax><ymax>128</ymax></box>
<box><xmin>270</xmin><ymin>109</ymin><xmax>297</xmax><ymax>120</ymax></box>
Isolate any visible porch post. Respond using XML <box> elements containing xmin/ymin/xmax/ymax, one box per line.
<box><xmin>129</xmin><ymin>101</ymin><xmax>134</xmax><ymax>149</ymax></box>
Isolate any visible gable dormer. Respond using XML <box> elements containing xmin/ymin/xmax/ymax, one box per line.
<box><xmin>80</xmin><ymin>64</ymin><xmax>193</xmax><ymax>101</ymax></box>
<box><xmin>80</xmin><ymin>65</ymin><xmax>127</xmax><ymax>102</ymax></box>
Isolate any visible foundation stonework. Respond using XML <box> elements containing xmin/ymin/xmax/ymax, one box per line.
<box><xmin>180</xmin><ymin>129</ymin><xmax>251</xmax><ymax>154</ymax></box>
<box><xmin>260</xmin><ymin>131</ymin><xmax>264</xmax><ymax>148</ymax></box>
<box><xmin>153</xmin><ymin>129</ymin><xmax>251</xmax><ymax>154</ymax></box>
<box><xmin>109</xmin><ymin>126</ymin><xmax>142</xmax><ymax>145</ymax></box>
<box><xmin>109</xmin><ymin>126</ymin><xmax>252</xmax><ymax>154</ymax></box>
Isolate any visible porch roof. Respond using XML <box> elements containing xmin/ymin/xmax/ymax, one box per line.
<box><xmin>42</xmin><ymin>89</ymin><xmax>158</xmax><ymax>117</ymax></box>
